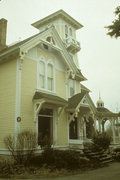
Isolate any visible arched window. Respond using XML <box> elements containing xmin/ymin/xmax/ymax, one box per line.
<box><xmin>65</xmin><ymin>25</ymin><xmax>68</xmax><ymax>38</ymax></box>
<box><xmin>46</xmin><ymin>36</ymin><xmax>55</xmax><ymax>45</ymax></box>
<box><xmin>39</xmin><ymin>60</ymin><xmax>45</xmax><ymax>89</ymax></box>
<box><xmin>47</xmin><ymin>63</ymin><xmax>54</xmax><ymax>91</ymax></box>
<box><xmin>69</xmin><ymin>28</ymin><xmax>72</xmax><ymax>36</ymax></box>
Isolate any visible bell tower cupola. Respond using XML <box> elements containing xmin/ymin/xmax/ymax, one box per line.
<box><xmin>96</xmin><ymin>93</ymin><xmax>104</xmax><ymax>108</ymax></box>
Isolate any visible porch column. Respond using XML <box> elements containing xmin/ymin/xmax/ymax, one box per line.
<box><xmin>111</xmin><ymin>118</ymin><xmax>116</xmax><ymax>144</ymax></box>
<box><xmin>98</xmin><ymin>119</ymin><xmax>102</xmax><ymax>132</ymax></box>
<box><xmin>102</xmin><ymin>120</ymin><xmax>105</xmax><ymax>133</ymax></box>
<box><xmin>118</xmin><ymin>117</ymin><xmax>120</xmax><ymax>140</ymax></box>
<box><xmin>77</xmin><ymin>117</ymin><xmax>80</xmax><ymax>139</ymax></box>
<box><xmin>94</xmin><ymin>117</ymin><xmax>97</xmax><ymax>132</ymax></box>
<box><xmin>78</xmin><ymin>117</ymin><xmax>84</xmax><ymax>140</ymax></box>
<box><xmin>53</xmin><ymin>109</ymin><xmax>58</xmax><ymax>146</ymax></box>
<box><xmin>83</xmin><ymin>119</ymin><xmax>86</xmax><ymax>139</ymax></box>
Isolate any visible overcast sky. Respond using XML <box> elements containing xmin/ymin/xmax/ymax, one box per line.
<box><xmin>0</xmin><ymin>0</ymin><xmax>120</xmax><ymax>112</ymax></box>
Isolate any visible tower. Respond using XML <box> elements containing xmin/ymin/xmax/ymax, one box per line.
<box><xmin>32</xmin><ymin>10</ymin><xmax>83</xmax><ymax>66</ymax></box>
<box><xmin>96</xmin><ymin>93</ymin><xmax>104</xmax><ymax>108</ymax></box>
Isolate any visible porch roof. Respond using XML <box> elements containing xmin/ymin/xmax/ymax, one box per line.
<box><xmin>68</xmin><ymin>92</ymin><xmax>85</xmax><ymax>109</ymax></box>
<box><xmin>96</xmin><ymin>107</ymin><xmax>119</xmax><ymax>118</ymax></box>
<box><xmin>33</xmin><ymin>91</ymin><xmax>67</xmax><ymax>106</ymax></box>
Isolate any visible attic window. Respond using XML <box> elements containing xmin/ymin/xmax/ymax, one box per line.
<box><xmin>43</xmin><ymin>44</ymin><xmax>48</xmax><ymax>50</ymax></box>
<box><xmin>46</xmin><ymin>36</ymin><xmax>55</xmax><ymax>45</ymax></box>
<box><xmin>65</xmin><ymin>25</ymin><xmax>68</xmax><ymax>38</ymax></box>
<box><xmin>83</xmin><ymin>98</ymin><xmax>86</xmax><ymax>104</ymax></box>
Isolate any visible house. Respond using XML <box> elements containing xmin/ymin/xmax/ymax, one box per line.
<box><xmin>0</xmin><ymin>10</ymin><xmax>120</xmax><ymax>154</ymax></box>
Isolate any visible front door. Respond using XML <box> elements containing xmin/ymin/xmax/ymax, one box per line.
<box><xmin>69</xmin><ymin>117</ymin><xmax>78</xmax><ymax>139</ymax></box>
<box><xmin>38</xmin><ymin>108</ymin><xmax>53</xmax><ymax>147</ymax></box>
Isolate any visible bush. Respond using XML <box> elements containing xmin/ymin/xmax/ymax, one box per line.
<box><xmin>38</xmin><ymin>134</ymin><xmax>52</xmax><ymax>149</ymax></box>
<box><xmin>4</xmin><ymin>130</ymin><xmax>37</xmax><ymax>165</ymax></box>
<box><xmin>0</xmin><ymin>160</ymin><xmax>14</xmax><ymax>177</ymax></box>
<box><xmin>30</xmin><ymin>148</ymin><xmax>89</xmax><ymax>170</ymax></box>
<box><xmin>92</xmin><ymin>132</ymin><xmax>111</xmax><ymax>151</ymax></box>
<box><xmin>112</xmin><ymin>148</ymin><xmax>120</xmax><ymax>162</ymax></box>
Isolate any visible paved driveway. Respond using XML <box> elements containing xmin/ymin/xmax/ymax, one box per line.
<box><xmin>0</xmin><ymin>162</ymin><xmax>120</xmax><ymax>180</ymax></box>
<box><xmin>36</xmin><ymin>162</ymin><xmax>120</xmax><ymax>180</ymax></box>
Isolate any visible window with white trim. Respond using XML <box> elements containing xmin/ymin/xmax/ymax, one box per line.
<box><xmin>69</xmin><ymin>28</ymin><xmax>72</xmax><ymax>36</ymax></box>
<box><xmin>46</xmin><ymin>36</ymin><xmax>55</xmax><ymax>45</ymax></box>
<box><xmin>38</xmin><ymin>59</ymin><xmax>54</xmax><ymax>92</ymax></box>
<box><xmin>65</xmin><ymin>25</ymin><xmax>68</xmax><ymax>38</ymax></box>
<box><xmin>47</xmin><ymin>63</ymin><xmax>54</xmax><ymax>91</ymax></box>
<box><xmin>69</xmin><ymin>79</ymin><xmax>75</xmax><ymax>97</ymax></box>
<box><xmin>39</xmin><ymin>61</ymin><xmax>45</xmax><ymax>89</ymax></box>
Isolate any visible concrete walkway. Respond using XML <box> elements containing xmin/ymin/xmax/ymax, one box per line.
<box><xmin>0</xmin><ymin>162</ymin><xmax>120</xmax><ymax>180</ymax></box>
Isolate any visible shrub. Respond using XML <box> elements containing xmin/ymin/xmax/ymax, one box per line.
<box><xmin>112</xmin><ymin>148</ymin><xmax>120</xmax><ymax>162</ymax></box>
<box><xmin>30</xmin><ymin>148</ymin><xmax>89</xmax><ymax>170</ymax></box>
<box><xmin>0</xmin><ymin>160</ymin><xmax>14</xmax><ymax>177</ymax></box>
<box><xmin>4</xmin><ymin>130</ymin><xmax>37</xmax><ymax>165</ymax></box>
<box><xmin>92</xmin><ymin>132</ymin><xmax>111</xmax><ymax>151</ymax></box>
<box><xmin>38</xmin><ymin>134</ymin><xmax>52</xmax><ymax>149</ymax></box>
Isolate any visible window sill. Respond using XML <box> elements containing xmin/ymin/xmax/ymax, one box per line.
<box><xmin>36</xmin><ymin>88</ymin><xmax>56</xmax><ymax>95</ymax></box>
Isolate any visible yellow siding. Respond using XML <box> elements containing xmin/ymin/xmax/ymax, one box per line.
<box><xmin>0</xmin><ymin>59</ymin><xmax>16</xmax><ymax>148</ymax></box>
<box><xmin>20</xmin><ymin>58</ymin><xmax>36</xmax><ymax>131</ymax></box>
<box><xmin>20</xmin><ymin>54</ymin><xmax>68</xmax><ymax>146</ymax></box>
<box><xmin>56</xmin><ymin>70</ymin><xmax>66</xmax><ymax>99</ymax></box>
<box><xmin>57</xmin><ymin>111</ymin><xmax>68</xmax><ymax>146</ymax></box>
<box><xmin>76</xmin><ymin>80</ymin><xmax>81</xmax><ymax>94</ymax></box>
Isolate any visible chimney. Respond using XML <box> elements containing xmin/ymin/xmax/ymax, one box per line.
<box><xmin>0</xmin><ymin>18</ymin><xmax>7</xmax><ymax>51</ymax></box>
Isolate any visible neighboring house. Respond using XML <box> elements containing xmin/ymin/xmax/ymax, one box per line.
<box><xmin>0</xmin><ymin>10</ymin><xmax>120</xmax><ymax>154</ymax></box>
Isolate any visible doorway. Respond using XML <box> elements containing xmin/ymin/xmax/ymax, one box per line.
<box><xmin>69</xmin><ymin>117</ymin><xmax>78</xmax><ymax>139</ymax></box>
<box><xmin>38</xmin><ymin>108</ymin><xmax>53</xmax><ymax>146</ymax></box>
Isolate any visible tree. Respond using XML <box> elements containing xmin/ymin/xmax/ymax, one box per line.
<box><xmin>4</xmin><ymin>130</ymin><xmax>37</xmax><ymax>165</ymax></box>
<box><xmin>106</xmin><ymin>6</ymin><xmax>120</xmax><ymax>38</ymax></box>
<box><xmin>92</xmin><ymin>131</ymin><xmax>112</xmax><ymax>151</ymax></box>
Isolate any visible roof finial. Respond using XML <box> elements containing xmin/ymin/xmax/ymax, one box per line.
<box><xmin>97</xmin><ymin>91</ymin><xmax>104</xmax><ymax>108</ymax></box>
<box><xmin>99</xmin><ymin>91</ymin><xmax>101</xmax><ymax>99</ymax></box>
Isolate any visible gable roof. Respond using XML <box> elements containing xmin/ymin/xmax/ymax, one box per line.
<box><xmin>96</xmin><ymin>107</ymin><xmax>119</xmax><ymax>118</ymax></box>
<box><xmin>68</xmin><ymin>92</ymin><xmax>85</xmax><ymax>109</ymax></box>
<box><xmin>0</xmin><ymin>26</ymin><xmax>86</xmax><ymax>81</ymax></box>
<box><xmin>0</xmin><ymin>32</ymin><xmax>41</xmax><ymax>62</ymax></box>
<box><xmin>85</xmin><ymin>93</ymin><xmax>98</xmax><ymax>114</ymax></box>
<box><xmin>81</xmin><ymin>84</ymin><xmax>90</xmax><ymax>93</ymax></box>
<box><xmin>32</xmin><ymin>9</ymin><xmax>83</xmax><ymax>30</ymax></box>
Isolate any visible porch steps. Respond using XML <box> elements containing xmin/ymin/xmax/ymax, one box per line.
<box><xmin>83</xmin><ymin>148</ymin><xmax>113</xmax><ymax>164</ymax></box>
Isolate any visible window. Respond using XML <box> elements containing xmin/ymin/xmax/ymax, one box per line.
<box><xmin>43</xmin><ymin>44</ymin><xmax>48</xmax><ymax>50</ymax></box>
<box><xmin>69</xmin><ymin>79</ymin><xmax>75</xmax><ymax>97</ymax></box>
<box><xmin>69</xmin><ymin>28</ymin><xmax>72</xmax><ymax>36</ymax></box>
<box><xmin>39</xmin><ymin>61</ymin><xmax>45</xmax><ymax>89</ymax></box>
<box><xmin>46</xmin><ymin>36</ymin><xmax>55</xmax><ymax>45</ymax></box>
<box><xmin>65</xmin><ymin>25</ymin><xmax>68</xmax><ymax>38</ymax></box>
<box><xmin>47</xmin><ymin>63</ymin><xmax>53</xmax><ymax>91</ymax></box>
<box><xmin>38</xmin><ymin>58</ymin><xmax>54</xmax><ymax>92</ymax></box>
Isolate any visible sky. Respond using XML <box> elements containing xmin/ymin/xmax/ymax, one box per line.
<box><xmin>0</xmin><ymin>0</ymin><xmax>120</xmax><ymax>112</ymax></box>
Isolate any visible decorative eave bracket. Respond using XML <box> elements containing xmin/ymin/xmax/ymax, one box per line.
<box><xmin>34</xmin><ymin>99</ymin><xmax>45</xmax><ymax>122</ymax></box>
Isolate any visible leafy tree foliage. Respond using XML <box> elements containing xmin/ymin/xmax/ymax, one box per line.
<box><xmin>106</xmin><ymin>6</ymin><xmax>120</xmax><ymax>38</ymax></box>
<box><xmin>92</xmin><ymin>131</ymin><xmax>111</xmax><ymax>151</ymax></box>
